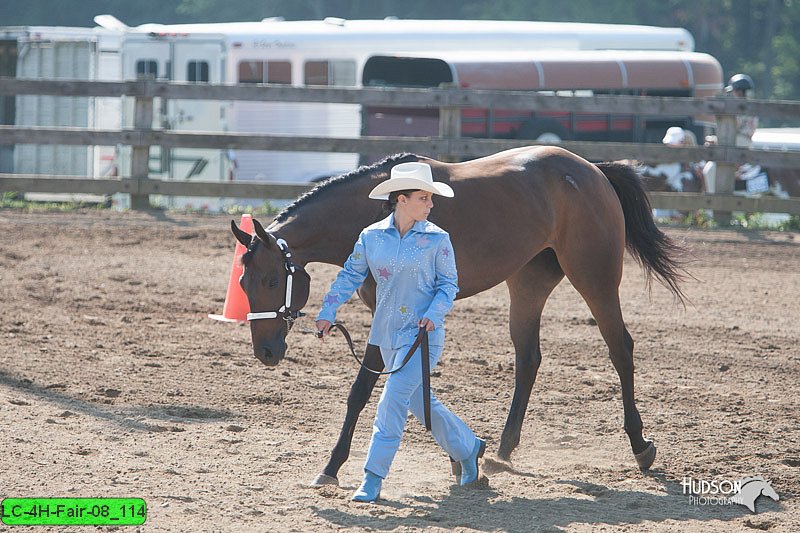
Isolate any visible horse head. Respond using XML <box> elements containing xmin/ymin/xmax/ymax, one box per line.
<box><xmin>231</xmin><ymin>218</ymin><xmax>311</xmax><ymax>366</ymax></box>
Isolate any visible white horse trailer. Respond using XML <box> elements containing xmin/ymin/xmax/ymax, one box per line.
<box><xmin>99</xmin><ymin>15</ymin><xmax>698</xmax><ymax>209</ymax></box>
<box><xmin>0</xmin><ymin>26</ymin><xmax>120</xmax><ymax>201</ymax></box>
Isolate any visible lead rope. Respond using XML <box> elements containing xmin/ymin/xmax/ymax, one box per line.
<box><xmin>326</xmin><ymin>322</ymin><xmax>432</xmax><ymax>431</ymax></box>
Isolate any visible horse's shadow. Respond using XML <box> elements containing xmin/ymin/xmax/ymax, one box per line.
<box><xmin>312</xmin><ymin>471</ymin><xmax>780</xmax><ymax>532</ymax></box>
<box><xmin>0</xmin><ymin>370</ymin><xmax>234</xmax><ymax>432</ymax></box>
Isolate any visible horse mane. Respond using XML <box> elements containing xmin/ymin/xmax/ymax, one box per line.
<box><xmin>272</xmin><ymin>153</ymin><xmax>419</xmax><ymax>223</ymax></box>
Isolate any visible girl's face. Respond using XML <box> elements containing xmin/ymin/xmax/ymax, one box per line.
<box><xmin>396</xmin><ymin>190</ymin><xmax>434</xmax><ymax>222</ymax></box>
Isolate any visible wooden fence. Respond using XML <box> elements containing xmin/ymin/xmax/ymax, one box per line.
<box><xmin>1</xmin><ymin>77</ymin><xmax>799</xmax><ymax>216</ymax></box>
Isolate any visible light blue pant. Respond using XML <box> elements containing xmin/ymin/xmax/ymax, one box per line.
<box><xmin>364</xmin><ymin>344</ymin><xmax>476</xmax><ymax>479</ymax></box>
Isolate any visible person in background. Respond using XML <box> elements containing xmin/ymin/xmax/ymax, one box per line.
<box><xmin>703</xmin><ymin>73</ymin><xmax>758</xmax><ymax>192</ymax></box>
<box><xmin>648</xmin><ymin>127</ymin><xmax>704</xmax><ymax>217</ymax></box>
<box><xmin>726</xmin><ymin>73</ymin><xmax>758</xmax><ymax>148</ymax></box>
<box><xmin>645</xmin><ymin>126</ymin><xmax>700</xmax><ymax>191</ymax></box>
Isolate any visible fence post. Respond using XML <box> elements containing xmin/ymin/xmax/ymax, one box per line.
<box><xmin>713</xmin><ymin>114</ymin><xmax>737</xmax><ymax>226</ymax></box>
<box><xmin>130</xmin><ymin>94</ymin><xmax>154</xmax><ymax>210</ymax></box>
<box><xmin>438</xmin><ymin>83</ymin><xmax>461</xmax><ymax>162</ymax></box>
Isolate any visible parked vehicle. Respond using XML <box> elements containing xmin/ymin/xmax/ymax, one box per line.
<box><xmin>361</xmin><ymin>49</ymin><xmax>722</xmax><ymax>156</ymax></box>
<box><xmin>3</xmin><ymin>16</ymin><xmax>714</xmax><ymax>209</ymax></box>
<box><xmin>99</xmin><ymin>15</ymin><xmax>698</xmax><ymax>188</ymax></box>
<box><xmin>0</xmin><ymin>26</ymin><xmax>120</xmax><ymax>185</ymax></box>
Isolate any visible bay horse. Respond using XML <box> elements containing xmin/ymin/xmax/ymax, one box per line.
<box><xmin>230</xmin><ymin>146</ymin><xmax>688</xmax><ymax>486</ymax></box>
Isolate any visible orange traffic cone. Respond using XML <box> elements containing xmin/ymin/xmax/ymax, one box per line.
<box><xmin>208</xmin><ymin>213</ymin><xmax>253</xmax><ymax>322</ymax></box>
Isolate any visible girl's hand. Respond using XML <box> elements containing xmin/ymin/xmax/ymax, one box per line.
<box><xmin>418</xmin><ymin>317</ymin><xmax>435</xmax><ymax>332</ymax></box>
<box><xmin>315</xmin><ymin>319</ymin><xmax>332</xmax><ymax>339</ymax></box>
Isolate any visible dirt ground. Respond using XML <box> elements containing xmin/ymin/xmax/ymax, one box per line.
<box><xmin>0</xmin><ymin>208</ymin><xmax>797</xmax><ymax>532</ymax></box>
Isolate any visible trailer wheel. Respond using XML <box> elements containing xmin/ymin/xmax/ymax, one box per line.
<box><xmin>517</xmin><ymin>119</ymin><xmax>570</xmax><ymax>143</ymax></box>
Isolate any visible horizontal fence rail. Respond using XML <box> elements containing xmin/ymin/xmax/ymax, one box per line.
<box><xmin>0</xmin><ymin>77</ymin><xmax>799</xmax><ymax>216</ymax></box>
<box><xmin>647</xmin><ymin>192</ymin><xmax>800</xmax><ymax>214</ymax></box>
<box><xmin>1</xmin><ymin>126</ymin><xmax>798</xmax><ymax>167</ymax></box>
<box><xmin>3</xmin><ymin>176</ymin><xmax>798</xmax><ymax>215</ymax></box>
<box><xmin>2</xmin><ymin>78</ymin><xmax>800</xmax><ymax>119</ymax></box>
<box><xmin>0</xmin><ymin>175</ymin><xmax>312</xmax><ymax>199</ymax></box>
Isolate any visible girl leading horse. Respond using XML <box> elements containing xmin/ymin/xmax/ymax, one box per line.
<box><xmin>230</xmin><ymin>146</ymin><xmax>688</xmax><ymax>486</ymax></box>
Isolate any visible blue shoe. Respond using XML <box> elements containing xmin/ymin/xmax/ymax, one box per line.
<box><xmin>459</xmin><ymin>438</ymin><xmax>486</xmax><ymax>486</ymax></box>
<box><xmin>351</xmin><ymin>470</ymin><xmax>382</xmax><ymax>502</ymax></box>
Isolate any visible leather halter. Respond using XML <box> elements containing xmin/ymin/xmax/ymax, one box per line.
<box><xmin>246</xmin><ymin>237</ymin><xmax>305</xmax><ymax>328</ymax></box>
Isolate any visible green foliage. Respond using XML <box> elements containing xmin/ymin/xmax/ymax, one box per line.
<box><xmin>462</xmin><ymin>0</ymin><xmax>638</xmax><ymax>23</ymax></box>
<box><xmin>781</xmin><ymin>215</ymin><xmax>800</xmax><ymax>232</ymax></box>
<box><xmin>656</xmin><ymin>210</ymin><xmax>800</xmax><ymax>232</ymax></box>
<box><xmin>682</xmin><ymin>209</ymin><xmax>717</xmax><ymax>228</ymax></box>
<box><xmin>221</xmin><ymin>202</ymin><xmax>282</xmax><ymax>217</ymax></box>
<box><xmin>0</xmin><ymin>193</ymin><xmax>110</xmax><ymax>212</ymax></box>
<box><xmin>730</xmin><ymin>212</ymin><xmax>800</xmax><ymax>231</ymax></box>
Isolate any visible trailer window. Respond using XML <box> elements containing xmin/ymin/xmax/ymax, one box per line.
<box><xmin>237</xmin><ymin>60</ymin><xmax>291</xmax><ymax>84</ymax></box>
<box><xmin>187</xmin><ymin>60</ymin><xmax>209</xmax><ymax>83</ymax></box>
<box><xmin>268</xmin><ymin>61</ymin><xmax>291</xmax><ymax>84</ymax></box>
<box><xmin>304</xmin><ymin>60</ymin><xmax>356</xmax><ymax>87</ymax></box>
<box><xmin>0</xmin><ymin>40</ymin><xmax>15</xmax><ymax>128</ymax></box>
<box><xmin>363</xmin><ymin>56</ymin><xmax>452</xmax><ymax>88</ymax></box>
<box><xmin>238</xmin><ymin>61</ymin><xmax>263</xmax><ymax>83</ymax></box>
<box><xmin>136</xmin><ymin>60</ymin><xmax>158</xmax><ymax>79</ymax></box>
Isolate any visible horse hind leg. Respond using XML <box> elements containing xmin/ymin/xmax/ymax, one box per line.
<box><xmin>593</xmin><ymin>304</ymin><xmax>656</xmax><ymax>470</ymax></box>
<box><xmin>558</xmin><ymin>246</ymin><xmax>656</xmax><ymax>470</ymax></box>
<box><xmin>497</xmin><ymin>249</ymin><xmax>565</xmax><ymax>462</ymax></box>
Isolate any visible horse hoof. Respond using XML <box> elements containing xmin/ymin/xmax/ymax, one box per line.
<box><xmin>310</xmin><ymin>473</ymin><xmax>339</xmax><ymax>487</ymax></box>
<box><xmin>634</xmin><ymin>441</ymin><xmax>656</xmax><ymax>471</ymax></box>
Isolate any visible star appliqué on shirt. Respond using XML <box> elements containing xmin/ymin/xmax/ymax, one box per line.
<box><xmin>352</xmin><ymin>251</ymin><xmax>362</xmax><ymax>260</ymax></box>
<box><xmin>399</xmin><ymin>305</ymin><xmax>409</xmax><ymax>314</ymax></box>
<box><xmin>442</xmin><ymin>247</ymin><xmax>450</xmax><ymax>257</ymax></box>
<box><xmin>324</xmin><ymin>294</ymin><xmax>339</xmax><ymax>306</ymax></box>
<box><xmin>377</xmin><ymin>267</ymin><xmax>391</xmax><ymax>280</ymax></box>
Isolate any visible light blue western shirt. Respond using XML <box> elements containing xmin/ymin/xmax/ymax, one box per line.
<box><xmin>317</xmin><ymin>213</ymin><xmax>459</xmax><ymax>363</ymax></box>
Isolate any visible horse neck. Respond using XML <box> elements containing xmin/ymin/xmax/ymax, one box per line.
<box><xmin>269</xmin><ymin>179</ymin><xmax>382</xmax><ymax>266</ymax></box>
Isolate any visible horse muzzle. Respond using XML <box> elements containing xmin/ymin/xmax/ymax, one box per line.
<box><xmin>254</xmin><ymin>340</ymin><xmax>286</xmax><ymax>367</ymax></box>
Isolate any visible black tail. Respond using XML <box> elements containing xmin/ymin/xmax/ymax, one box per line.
<box><xmin>596</xmin><ymin>161</ymin><xmax>690</xmax><ymax>304</ymax></box>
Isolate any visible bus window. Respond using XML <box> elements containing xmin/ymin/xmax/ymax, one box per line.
<box><xmin>136</xmin><ymin>59</ymin><xmax>158</xmax><ymax>79</ymax></box>
<box><xmin>187</xmin><ymin>60</ymin><xmax>209</xmax><ymax>83</ymax></box>
<box><xmin>238</xmin><ymin>60</ymin><xmax>291</xmax><ymax>84</ymax></box>
<box><xmin>304</xmin><ymin>60</ymin><xmax>356</xmax><ymax>87</ymax></box>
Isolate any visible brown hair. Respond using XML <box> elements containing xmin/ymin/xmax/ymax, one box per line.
<box><xmin>382</xmin><ymin>189</ymin><xmax>420</xmax><ymax>214</ymax></box>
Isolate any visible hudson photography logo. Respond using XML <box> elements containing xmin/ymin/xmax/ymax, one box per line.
<box><xmin>681</xmin><ymin>475</ymin><xmax>780</xmax><ymax>513</ymax></box>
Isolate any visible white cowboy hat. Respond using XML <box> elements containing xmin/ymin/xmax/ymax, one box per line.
<box><xmin>368</xmin><ymin>162</ymin><xmax>455</xmax><ymax>200</ymax></box>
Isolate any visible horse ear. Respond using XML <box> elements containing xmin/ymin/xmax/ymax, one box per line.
<box><xmin>230</xmin><ymin>220</ymin><xmax>252</xmax><ymax>247</ymax></box>
<box><xmin>253</xmin><ymin>219</ymin><xmax>274</xmax><ymax>248</ymax></box>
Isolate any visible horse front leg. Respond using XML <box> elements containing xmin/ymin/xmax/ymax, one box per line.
<box><xmin>311</xmin><ymin>343</ymin><xmax>384</xmax><ymax>486</ymax></box>
<box><xmin>498</xmin><ymin>320</ymin><xmax>543</xmax><ymax>461</ymax></box>
<box><xmin>497</xmin><ymin>251</ymin><xmax>563</xmax><ymax>462</ymax></box>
